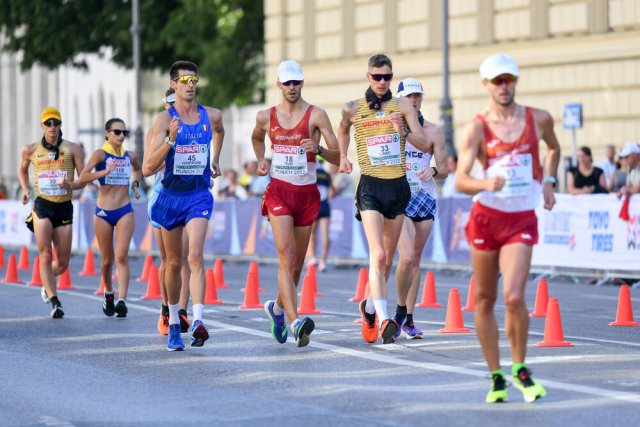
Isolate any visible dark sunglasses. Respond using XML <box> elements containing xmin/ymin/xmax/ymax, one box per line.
<box><xmin>43</xmin><ymin>119</ymin><xmax>62</xmax><ymax>127</ymax></box>
<box><xmin>369</xmin><ymin>73</ymin><xmax>393</xmax><ymax>82</ymax></box>
<box><xmin>281</xmin><ymin>80</ymin><xmax>302</xmax><ymax>87</ymax></box>
<box><xmin>110</xmin><ymin>129</ymin><xmax>130</xmax><ymax>137</ymax></box>
<box><xmin>489</xmin><ymin>75</ymin><xmax>517</xmax><ymax>85</ymax></box>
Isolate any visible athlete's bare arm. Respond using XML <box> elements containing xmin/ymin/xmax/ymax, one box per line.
<box><xmin>310</xmin><ymin>107</ymin><xmax>340</xmax><ymax>166</ymax></box>
<box><xmin>251</xmin><ymin>109</ymin><xmax>270</xmax><ymax>176</ymax></box>
<box><xmin>18</xmin><ymin>143</ymin><xmax>37</xmax><ymax>204</ymax></box>
<box><xmin>338</xmin><ymin>100</ymin><xmax>357</xmax><ymax>174</ymax></box>
<box><xmin>534</xmin><ymin>108</ymin><xmax>560</xmax><ymax>210</ymax></box>
<box><xmin>207</xmin><ymin>107</ymin><xmax>224</xmax><ymax>179</ymax></box>
<box><xmin>394</xmin><ymin>97</ymin><xmax>430</xmax><ymax>152</ymax></box>
<box><xmin>427</xmin><ymin>123</ymin><xmax>448</xmax><ymax>180</ymax></box>
<box><xmin>142</xmin><ymin>128</ymin><xmax>164</xmax><ymax>177</ymax></box>
<box><xmin>59</xmin><ymin>142</ymin><xmax>86</xmax><ymax>192</ymax></box>
<box><xmin>142</xmin><ymin>112</ymin><xmax>175</xmax><ymax>177</ymax></box>
<box><xmin>77</xmin><ymin>150</ymin><xmax>113</xmax><ymax>186</ymax></box>
<box><xmin>455</xmin><ymin>118</ymin><xmax>505</xmax><ymax>195</ymax></box>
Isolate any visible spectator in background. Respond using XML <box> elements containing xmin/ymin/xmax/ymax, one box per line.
<box><xmin>239</xmin><ymin>160</ymin><xmax>258</xmax><ymax>192</ymax></box>
<box><xmin>307</xmin><ymin>158</ymin><xmax>333</xmax><ymax>272</ymax></box>
<box><xmin>326</xmin><ymin>161</ymin><xmax>355</xmax><ymax>197</ymax></box>
<box><xmin>597</xmin><ymin>144</ymin><xmax>617</xmax><ymax>183</ymax></box>
<box><xmin>607</xmin><ymin>156</ymin><xmax>627</xmax><ymax>193</ymax></box>
<box><xmin>441</xmin><ymin>154</ymin><xmax>465</xmax><ymax>197</ymax></box>
<box><xmin>566</xmin><ymin>146</ymin><xmax>608</xmax><ymax>194</ymax></box>
<box><xmin>617</xmin><ymin>142</ymin><xmax>640</xmax><ymax>197</ymax></box>
<box><xmin>249</xmin><ymin>158</ymin><xmax>271</xmax><ymax>197</ymax></box>
<box><xmin>0</xmin><ymin>177</ymin><xmax>8</xmax><ymax>199</ymax></box>
<box><xmin>218</xmin><ymin>168</ymin><xmax>247</xmax><ymax>199</ymax></box>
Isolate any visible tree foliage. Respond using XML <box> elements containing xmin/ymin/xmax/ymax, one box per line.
<box><xmin>0</xmin><ymin>0</ymin><xmax>264</xmax><ymax>108</ymax></box>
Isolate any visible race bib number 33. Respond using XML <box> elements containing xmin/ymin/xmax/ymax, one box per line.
<box><xmin>366</xmin><ymin>133</ymin><xmax>401</xmax><ymax>166</ymax></box>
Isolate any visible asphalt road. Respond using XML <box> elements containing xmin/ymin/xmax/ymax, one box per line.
<box><xmin>1</xmin><ymin>248</ymin><xmax>639</xmax><ymax>426</ymax></box>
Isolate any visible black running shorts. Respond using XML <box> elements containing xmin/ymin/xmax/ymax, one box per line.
<box><xmin>355</xmin><ymin>175</ymin><xmax>411</xmax><ymax>220</ymax></box>
<box><xmin>26</xmin><ymin>197</ymin><xmax>73</xmax><ymax>232</ymax></box>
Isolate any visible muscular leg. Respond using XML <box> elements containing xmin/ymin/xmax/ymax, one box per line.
<box><xmin>160</xmin><ymin>226</ymin><xmax>184</xmax><ymax>305</ymax></box>
<box><xmin>395</xmin><ymin>217</ymin><xmax>416</xmax><ymax>305</ymax></box>
<box><xmin>185</xmin><ymin>218</ymin><xmax>208</xmax><ymax>306</ymax></box>
<box><xmin>499</xmin><ymin>243</ymin><xmax>533</xmax><ymax>365</ymax></box>
<box><xmin>307</xmin><ymin>220</ymin><xmax>318</xmax><ymax>262</ymax></box>
<box><xmin>114</xmin><ymin>212</ymin><xmax>135</xmax><ymax>299</ymax></box>
<box><xmin>471</xmin><ymin>247</ymin><xmax>501</xmax><ymax>371</ymax></box>
<box><xmin>33</xmin><ymin>216</ymin><xmax>56</xmax><ymax>298</ymax></box>
<box><xmin>51</xmin><ymin>224</ymin><xmax>72</xmax><ymax>276</ymax></box>
<box><xmin>153</xmin><ymin>227</ymin><xmax>168</xmax><ymax>305</ymax></box>
<box><xmin>94</xmin><ymin>217</ymin><xmax>115</xmax><ymax>292</ymax></box>
<box><xmin>406</xmin><ymin>219</ymin><xmax>433</xmax><ymax>313</ymax></box>
<box><xmin>180</xmin><ymin>229</ymin><xmax>191</xmax><ymax>310</ymax></box>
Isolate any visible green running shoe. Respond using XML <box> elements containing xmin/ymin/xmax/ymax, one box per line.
<box><xmin>512</xmin><ymin>366</ymin><xmax>546</xmax><ymax>403</ymax></box>
<box><xmin>485</xmin><ymin>371</ymin><xmax>508</xmax><ymax>403</ymax></box>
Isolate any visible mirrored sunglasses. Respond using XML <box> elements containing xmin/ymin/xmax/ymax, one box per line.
<box><xmin>174</xmin><ymin>75</ymin><xmax>199</xmax><ymax>85</ymax></box>
<box><xmin>43</xmin><ymin>119</ymin><xmax>62</xmax><ymax>127</ymax></box>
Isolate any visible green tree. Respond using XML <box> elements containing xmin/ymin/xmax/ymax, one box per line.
<box><xmin>0</xmin><ymin>0</ymin><xmax>264</xmax><ymax>108</ymax></box>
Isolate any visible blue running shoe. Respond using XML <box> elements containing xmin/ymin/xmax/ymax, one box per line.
<box><xmin>264</xmin><ymin>300</ymin><xmax>288</xmax><ymax>344</ymax></box>
<box><xmin>167</xmin><ymin>324</ymin><xmax>185</xmax><ymax>351</ymax></box>
<box><xmin>191</xmin><ymin>320</ymin><xmax>209</xmax><ymax>347</ymax></box>
<box><xmin>293</xmin><ymin>317</ymin><xmax>315</xmax><ymax>347</ymax></box>
<box><xmin>393</xmin><ymin>312</ymin><xmax>406</xmax><ymax>339</ymax></box>
<box><xmin>401</xmin><ymin>321</ymin><xmax>423</xmax><ymax>339</ymax></box>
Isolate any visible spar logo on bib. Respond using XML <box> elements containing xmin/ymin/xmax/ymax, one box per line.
<box><xmin>176</xmin><ymin>144</ymin><xmax>206</xmax><ymax>154</ymax></box>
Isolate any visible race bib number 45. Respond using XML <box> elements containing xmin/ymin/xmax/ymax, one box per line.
<box><xmin>272</xmin><ymin>145</ymin><xmax>308</xmax><ymax>176</ymax></box>
<box><xmin>486</xmin><ymin>153</ymin><xmax>533</xmax><ymax>198</ymax></box>
<box><xmin>174</xmin><ymin>144</ymin><xmax>208</xmax><ymax>175</ymax></box>
<box><xmin>366</xmin><ymin>133</ymin><xmax>401</xmax><ymax>166</ymax></box>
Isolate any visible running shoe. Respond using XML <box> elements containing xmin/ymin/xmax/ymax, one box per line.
<box><xmin>191</xmin><ymin>319</ymin><xmax>209</xmax><ymax>347</ymax></box>
<box><xmin>401</xmin><ymin>321</ymin><xmax>423</xmax><ymax>339</ymax></box>
<box><xmin>158</xmin><ymin>310</ymin><xmax>169</xmax><ymax>336</ymax></box>
<box><xmin>41</xmin><ymin>286</ymin><xmax>50</xmax><ymax>304</ymax></box>
<box><xmin>485</xmin><ymin>371</ymin><xmax>509</xmax><ymax>403</ymax></box>
<box><xmin>512</xmin><ymin>366</ymin><xmax>546</xmax><ymax>403</ymax></box>
<box><xmin>359</xmin><ymin>300</ymin><xmax>378</xmax><ymax>343</ymax></box>
<box><xmin>380</xmin><ymin>319</ymin><xmax>398</xmax><ymax>344</ymax></box>
<box><xmin>167</xmin><ymin>324</ymin><xmax>185</xmax><ymax>351</ymax></box>
<box><xmin>317</xmin><ymin>260</ymin><xmax>326</xmax><ymax>272</ymax></box>
<box><xmin>264</xmin><ymin>300</ymin><xmax>288</xmax><ymax>344</ymax></box>
<box><xmin>51</xmin><ymin>303</ymin><xmax>64</xmax><ymax>319</ymax></box>
<box><xmin>293</xmin><ymin>317</ymin><xmax>315</xmax><ymax>347</ymax></box>
<box><xmin>115</xmin><ymin>300</ymin><xmax>128</xmax><ymax>318</ymax></box>
<box><xmin>102</xmin><ymin>293</ymin><xmax>115</xmax><ymax>317</ymax></box>
<box><xmin>393</xmin><ymin>311</ymin><xmax>406</xmax><ymax>338</ymax></box>
<box><xmin>179</xmin><ymin>308</ymin><xmax>190</xmax><ymax>333</ymax></box>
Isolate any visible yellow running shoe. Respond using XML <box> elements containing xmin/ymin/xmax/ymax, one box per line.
<box><xmin>512</xmin><ymin>366</ymin><xmax>546</xmax><ymax>403</ymax></box>
<box><xmin>485</xmin><ymin>370</ymin><xmax>508</xmax><ymax>403</ymax></box>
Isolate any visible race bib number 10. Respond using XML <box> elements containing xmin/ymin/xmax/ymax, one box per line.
<box><xmin>38</xmin><ymin>170</ymin><xmax>67</xmax><ymax>196</ymax></box>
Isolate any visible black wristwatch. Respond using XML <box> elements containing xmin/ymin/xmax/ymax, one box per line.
<box><xmin>403</xmin><ymin>128</ymin><xmax>411</xmax><ymax>138</ymax></box>
<box><xmin>318</xmin><ymin>145</ymin><xmax>324</xmax><ymax>155</ymax></box>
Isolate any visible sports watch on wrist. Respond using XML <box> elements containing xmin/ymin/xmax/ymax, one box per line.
<box><xmin>543</xmin><ymin>176</ymin><xmax>557</xmax><ymax>188</ymax></box>
<box><xmin>164</xmin><ymin>136</ymin><xmax>175</xmax><ymax>147</ymax></box>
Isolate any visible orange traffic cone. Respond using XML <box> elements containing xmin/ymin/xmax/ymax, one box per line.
<box><xmin>530</xmin><ymin>278</ymin><xmax>549</xmax><ymax>317</ymax></box>
<box><xmin>535</xmin><ymin>298</ymin><xmax>574</xmax><ymax>347</ymax></box>
<box><xmin>94</xmin><ymin>276</ymin><xmax>118</xmax><ymax>295</ymax></box>
<box><xmin>462</xmin><ymin>274</ymin><xmax>475</xmax><ymax>312</ymax></box>
<box><xmin>28</xmin><ymin>256</ymin><xmax>42</xmax><ymax>287</ymax></box>
<box><xmin>241</xmin><ymin>261</ymin><xmax>265</xmax><ymax>292</ymax></box>
<box><xmin>438</xmin><ymin>288</ymin><xmax>471</xmax><ymax>333</ymax></box>
<box><xmin>140</xmin><ymin>263</ymin><xmax>161</xmax><ymax>300</ymax></box>
<box><xmin>239</xmin><ymin>262</ymin><xmax>262</xmax><ymax>309</ymax></box>
<box><xmin>2</xmin><ymin>254</ymin><xmax>23</xmax><ymax>284</ymax></box>
<box><xmin>57</xmin><ymin>268</ymin><xmax>76</xmax><ymax>290</ymax></box>
<box><xmin>79</xmin><ymin>250</ymin><xmax>98</xmax><ymax>276</ymax></box>
<box><xmin>18</xmin><ymin>246</ymin><xmax>30</xmax><ymax>271</ymax></box>
<box><xmin>0</xmin><ymin>245</ymin><xmax>5</xmax><ymax>268</ymax></box>
<box><xmin>416</xmin><ymin>271</ymin><xmax>443</xmax><ymax>308</ymax></box>
<box><xmin>306</xmin><ymin>263</ymin><xmax>322</xmax><ymax>297</ymax></box>
<box><xmin>137</xmin><ymin>255</ymin><xmax>153</xmax><ymax>282</ymax></box>
<box><xmin>213</xmin><ymin>258</ymin><xmax>229</xmax><ymax>288</ymax></box>
<box><xmin>298</xmin><ymin>274</ymin><xmax>321</xmax><ymax>315</ymax></box>
<box><xmin>609</xmin><ymin>285</ymin><xmax>640</xmax><ymax>327</ymax></box>
<box><xmin>205</xmin><ymin>268</ymin><xmax>223</xmax><ymax>304</ymax></box>
<box><xmin>350</xmin><ymin>267</ymin><xmax>368</xmax><ymax>302</ymax></box>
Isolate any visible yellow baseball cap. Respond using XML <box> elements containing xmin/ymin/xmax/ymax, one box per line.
<box><xmin>41</xmin><ymin>106</ymin><xmax>62</xmax><ymax>123</ymax></box>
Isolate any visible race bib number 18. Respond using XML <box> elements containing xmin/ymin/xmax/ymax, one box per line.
<box><xmin>272</xmin><ymin>145</ymin><xmax>308</xmax><ymax>176</ymax></box>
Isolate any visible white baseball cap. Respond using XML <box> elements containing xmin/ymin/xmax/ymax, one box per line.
<box><xmin>618</xmin><ymin>142</ymin><xmax>640</xmax><ymax>158</ymax></box>
<box><xmin>162</xmin><ymin>93</ymin><xmax>176</xmax><ymax>104</ymax></box>
<box><xmin>479</xmin><ymin>54</ymin><xmax>519</xmax><ymax>80</ymax></box>
<box><xmin>277</xmin><ymin>60</ymin><xmax>304</xmax><ymax>82</ymax></box>
<box><xmin>396</xmin><ymin>78</ymin><xmax>425</xmax><ymax>97</ymax></box>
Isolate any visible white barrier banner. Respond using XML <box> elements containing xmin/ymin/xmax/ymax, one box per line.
<box><xmin>0</xmin><ymin>200</ymin><xmax>33</xmax><ymax>246</ymax></box>
<box><xmin>533</xmin><ymin>194</ymin><xmax>640</xmax><ymax>271</ymax></box>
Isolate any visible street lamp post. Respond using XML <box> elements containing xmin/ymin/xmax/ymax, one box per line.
<box><xmin>440</xmin><ymin>0</ymin><xmax>455</xmax><ymax>157</ymax></box>
<box><xmin>131</xmin><ymin>0</ymin><xmax>143</xmax><ymax>164</ymax></box>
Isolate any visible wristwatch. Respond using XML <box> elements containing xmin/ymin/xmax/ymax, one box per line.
<box><xmin>543</xmin><ymin>176</ymin><xmax>557</xmax><ymax>188</ymax></box>
<box><xmin>164</xmin><ymin>136</ymin><xmax>175</xmax><ymax>147</ymax></box>
<box><xmin>318</xmin><ymin>145</ymin><xmax>324</xmax><ymax>155</ymax></box>
<box><xmin>403</xmin><ymin>128</ymin><xmax>411</xmax><ymax>138</ymax></box>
